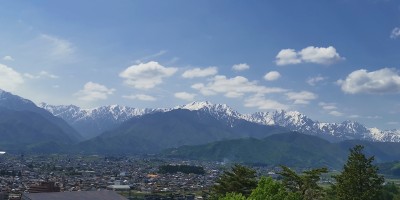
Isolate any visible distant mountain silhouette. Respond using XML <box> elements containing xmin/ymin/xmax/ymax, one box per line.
<box><xmin>0</xmin><ymin>89</ymin><xmax>82</xmax><ymax>152</ymax></box>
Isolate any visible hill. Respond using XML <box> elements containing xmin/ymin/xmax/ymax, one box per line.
<box><xmin>163</xmin><ymin>132</ymin><xmax>400</xmax><ymax>169</ymax></box>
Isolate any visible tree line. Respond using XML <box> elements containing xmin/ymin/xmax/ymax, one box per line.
<box><xmin>210</xmin><ymin>145</ymin><xmax>400</xmax><ymax>200</ymax></box>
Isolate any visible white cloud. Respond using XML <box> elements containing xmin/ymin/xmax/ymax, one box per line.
<box><xmin>349</xmin><ymin>114</ymin><xmax>382</xmax><ymax>119</ymax></box>
<box><xmin>182</xmin><ymin>67</ymin><xmax>218</xmax><ymax>78</ymax></box>
<box><xmin>337</xmin><ymin>68</ymin><xmax>400</xmax><ymax>94</ymax></box>
<box><xmin>286</xmin><ymin>91</ymin><xmax>317</xmax><ymax>104</ymax></box>
<box><xmin>387</xmin><ymin>121</ymin><xmax>399</xmax><ymax>125</ymax></box>
<box><xmin>244</xmin><ymin>94</ymin><xmax>289</xmax><ymax>110</ymax></box>
<box><xmin>174</xmin><ymin>92</ymin><xmax>196</xmax><ymax>101</ymax></box>
<box><xmin>318</xmin><ymin>102</ymin><xmax>338</xmax><ymax>110</ymax></box>
<box><xmin>122</xmin><ymin>94</ymin><xmax>156</xmax><ymax>101</ymax></box>
<box><xmin>299</xmin><ymin>46</ymin><xmax>344</xmax><ymax>65</ymax></box>
<box><xmin>191</xmin><ymin>75</ymin><xmax>287</xmax><ymax>98</ymax></box>
<box><xmin>264</xmin><ymin>71</ymin><xmax>281</xmax><ymax>81</ymax></box>
<box><xmin>40</xmin><ymin>34</ymin><xmax>74</xmax><ymax>58</ymax></box>
<box><xmin>75</xmin><ymin>82</ymin><xmax>115</xmax><ymax>101</ymax></box>
<box><xmin>232</xmin><ymin>63</ymin><xmax>250</xmax><ymax>71</ymax></box>
<box><xmin>24</xmin><ymin>71</ymin><xmax>59</xmax><ymax>79</ymax></box>
<box><xmin>2</xmin><ymin>56</ymin><xmax>14</xmax><ymax>61</ymax></box>
<box><xmin>390</xmin><ymin>27</ymin><xmax>400</xmax><ymax>39</ymax></box>
<box><xmin>0</xmin><ymin>64</ymin><xmax>24</xmax><ymax>92</ymax></box>
<box><xmin>319</xmin><ymin>102</ymin><xmax>345</xmax><ymax>117</ymax></box>
<box><xmin>307</xmin><ymin>75</ymin><xmax>327</xmax><ymax>86</ymax></box>
<box><xmin>329</xmin><ymin>110</ymin><xmax>344</xmax><ymax>117</ymax></box>
<box><xmin>119</xmin><ymin>61</ymin><xmax>178</xmax><ymax>89</ymax></box>
<box><xmin>276</xmin><ymin>46</ymin><xmax>344</xmax><ymax>66</ymax></box>
<box><xmin>275</xmin><ymin>49</ymin><xmax>301</xmax><ymax>65</ymax></box>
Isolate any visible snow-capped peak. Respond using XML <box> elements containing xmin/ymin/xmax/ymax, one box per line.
<box><xmin>175</xmin><ymin>101</ymin><xmax>244</xmax><ymax>127</ymax></box>
<box><xmin>38</xmin><ymin>100</ymin><xmax>400</xmax><ymax>142</ymax></box>
<box><xmin>175</xmin><ymin>101</ymin><xmax>215</xmax><ymax>111</ymax></box>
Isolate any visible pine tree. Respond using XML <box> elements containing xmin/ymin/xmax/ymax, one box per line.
<box><xmin>333</xmin><ymin>145</ymin><xmax>384</xmax><ymax>200</ymax></box>
<box><xmin>211</xmin><ymin>164</ymin><xmax>257</xmax><ymax>199</ymax></box>
<box><xmin>279</xmin><ymin>165</ymin><xmax>328</xmax><ymax>200</ymax></box>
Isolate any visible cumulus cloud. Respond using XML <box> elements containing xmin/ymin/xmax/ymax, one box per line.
<box><xmin>390</xmin><ymin>27</ymin><xmax>400</xmax><ymax>39</ymax></box>
<box><xmin>119</xmin><ymin>61</ymin><xmax>178</xmax><ymax>89</ymax></box>
<box><xmin>307</xmin><ymin>75</ymin><xmax>327</xmax><ymax>86</ymax></box>
<box><xmin>276</xmin><ymin>46</ymin><xmax>344</xmax><ymax>66</ymax></box>
<box><xmin>2</xmin><ymin>56</ymin><xmax>14</xmax><ymax>61</ymax></box>
<box><xmin>174</xmin><ymin>92</ymin><xmax>196</xmax><ymax>101</ymax></box>
<box><xmin>75</xmin><ymin>82</ymin><xmax>115</xmax><ymax>101</ymax></box>
<box><xmin>0</xmin><ymin>64</ymin><xmax>24</xmax><ymax>91</ymax></box>
<box><xmin>286</xmin><ymin>91</ymin><xmax>317</xmax><ymax>104</ymax></box>
<box><xmin>299</xmin><ymin>46</ymin><xmax>343</xmax><ymax>65</ymax></box>
<box><xmin>182</xmin><ymin>67</ymin><xmax>218</xmax><ymax>78</ymax></box>
<box><xmin>264</xmin><ymin>71</ymin><xmax>281</xmax><ymax>81</ymax></box>
<box><xmin>244</xmin><ymin>94</ymin><xmax>289</xmax><ymax>110</ymax></box>
<box><xmin>275</xmin><ymin>49</ymin><xmax>302</xmax><ymax>65</ymax></box>
<box><xmin>40</xmin><ymin>34</ymin><xmax>74</xmax><ymax>58</ymax></box>
<box><xmin>122</xmin><ymin>94</ymin><xmax>156</xmax><ymax>101</ymax></box>
<box><xmin>24</xmin><ymin>71</ymin><xmax>59</xmax><ymax>79</ymax></box>
<box><xmin>191</xmin><ymin>75</ymin><xmax>287</xmax><ymax>98</ymax></box>
<box><xmin>337</xmin><ymin>68</ymin><xmax>400</xmax><ymax>94</ymax></box>
<box><xmin>232</xmin><ymin>63</ymin><xmax>250</xmax><ymax>71</ymax></box>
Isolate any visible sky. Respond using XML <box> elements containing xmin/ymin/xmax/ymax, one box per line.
<box><xmin>0</xmin><ymin>0</ymin><xmax>400</xmax><ymax>130</ymax></box>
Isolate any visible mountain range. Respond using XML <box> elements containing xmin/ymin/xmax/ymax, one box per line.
<box><xmin>40</xmin><ymin>101</ymin><xmax>400</xmax><ymax>142</ymax></box>
<box><xmin>39</xmin><ymin>103</ymin><xmax>167</xmax><ymax>139</ymax></box>
<box><xmin>2</xmin><ymin>89</ymin><xmax>400</xmax><ymax>168</ymax></box>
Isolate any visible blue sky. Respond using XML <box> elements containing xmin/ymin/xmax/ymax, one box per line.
<box><xmin>1</xmin><ymin>0</ymin><xmax>400</xmax><ymax>129</ymax></box>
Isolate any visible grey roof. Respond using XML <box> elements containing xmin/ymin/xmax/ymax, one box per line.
<box><xmin>22</xmin><ymin>190</ymin><xmax>128</xmax><ymax>200</ymax></box>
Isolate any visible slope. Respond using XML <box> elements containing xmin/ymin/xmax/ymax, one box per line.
<box><xmin>0</xmin><ymin>89</ymin><xmax>83</xmax><ymax>143</ymax></box>
<box><xmin>163</xmin><ymin>132</ymin><xmax>348</xmax><ymax>169</ymax></box>
<box><xmin>78</xmin><ymin>109</ymin><xmax>287</xmax><ymax>154</ymax></box>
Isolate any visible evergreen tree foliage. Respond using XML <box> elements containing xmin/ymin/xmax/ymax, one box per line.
<box><xmin>279</xmin><ymin>165</ymin><xmax>328</xmax><ymax>200</ymax></box>
<box><xmin>211</xmin><ymin>164</ymin><xmax>257</xmax><ymax>199</ymax></box>
<box><xmin>333</xmin><ymin>145</ymin><xmax>385</xmax><ymax>200</ymax></box>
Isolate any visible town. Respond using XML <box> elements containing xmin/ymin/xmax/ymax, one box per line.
<box><xmin>0</xmin><ymin>153</ymin><xmax>273</xmax><ymax>200</ymax></box>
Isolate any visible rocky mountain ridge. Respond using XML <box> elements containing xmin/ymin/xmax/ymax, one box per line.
<box><xmin>39</xmin><ymin>101</ymin><xmax>400</xmax><ymax>142</ymax></box>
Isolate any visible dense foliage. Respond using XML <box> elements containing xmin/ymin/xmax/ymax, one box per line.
<box><xmin>211</xmin><ymin>164</ymin><xmax>258</xmax><ymax>199</ymax></box>
<box><xmin>215</xmin><ymin>145</ymin><xmax>396</xmax><ymax>200</ymax></box>
<box><xmin>279</xmin><ymin>166</ymin><xmax>328</xmax><ymax>200</ymax></box>
<box><xmin>158</xmin><ymin>164</ymin><xmax>205</xmax><ymax>174</ymax></box>
<box><xmin>248</xmin><ymin>176</ymin><xmax>301</xmax><ymax>200</ymax></box>
<box><xmin>333</xmin><ymin>145</ymin><xmax>384</xmax><ymax>200</ymax></box>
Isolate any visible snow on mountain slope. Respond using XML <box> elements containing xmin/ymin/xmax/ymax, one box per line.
<box><xmin>40</xmin><ymin>101</ymin><xmax>400</xmax><ymax>142</ymax></box>
<box><xmin>39</xmin><ymin>103</ymin><xmax>168</xmax><ymax>139</ymax></box>
<box><xmin>175</xmin><ymin>101</ymin><xmax>244</xmax><ymax>127</ymax></box>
